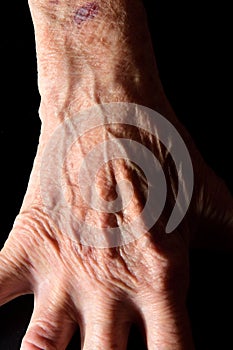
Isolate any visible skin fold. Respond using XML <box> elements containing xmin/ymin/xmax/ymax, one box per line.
<box><xmin>0</xmin><ymin>0</ymin><xmax>232</xmax><ymax>349</ymax></box>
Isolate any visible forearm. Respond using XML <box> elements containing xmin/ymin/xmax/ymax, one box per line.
<box><xmin>29</xmin><ymin>0</ymin><xmax>165</xmax><ymax>123</ymax></box>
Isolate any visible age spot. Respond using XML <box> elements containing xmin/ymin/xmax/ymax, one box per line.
<box><xmin>74</xmin><ymin>3</ymin><xmax>99</xmax><ymax>26</ymax></box>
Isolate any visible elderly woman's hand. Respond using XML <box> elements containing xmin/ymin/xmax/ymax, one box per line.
<box><xmin>0</xmin><ymin>1</ymin><xmax>232</xmax><ymax>349</ymax></box>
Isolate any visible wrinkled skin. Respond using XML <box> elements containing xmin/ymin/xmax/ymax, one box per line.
<box><xmin>0</xmin><ymin>0</ymin><xmax>233</xmax><ymax>349</ymax></box>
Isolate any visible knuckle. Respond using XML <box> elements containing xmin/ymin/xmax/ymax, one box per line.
<box><xmin>22</xmin><ymin>321</ymin><xmax>58</xmax><ymax>350</ymax></box>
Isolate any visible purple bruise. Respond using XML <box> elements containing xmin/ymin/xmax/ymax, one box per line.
<box><xmin>74</xmin><ymin>3</ymin><xmax>99</xmax><ymax>26</ymax></box>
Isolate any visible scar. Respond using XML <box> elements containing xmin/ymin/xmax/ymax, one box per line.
<box><xmin>74</xmin><ymin>3</ymin><xmax>99</xmax><ymax>26</ymax></box>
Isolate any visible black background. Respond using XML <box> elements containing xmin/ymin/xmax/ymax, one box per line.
<box><xmin>0</xmin><ymin>1</ymin><xmax>232</xmax><ymax>349</ymax></box>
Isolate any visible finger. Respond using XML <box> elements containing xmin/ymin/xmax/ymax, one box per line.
<box><xmin>20</xmin><ymin>290</ymin><xmax>76</xmax><ymax>350</ymax></box>
<box><xmin>138</xmin><ymin>299</ymin><xmax>194</xmax><ymax>350</ymax></box>
<box><xmin>193</xmin><ymin>163</ymin><xmax>233</xmax><ymax>250</ymax></box>
<box><xmin>81</xmin><ymin>304</ymin><xmax>131</xmax><ymax>350</ymax></box>
<box><xmin>0</xmin><ymin>234</ymin><xmax>30</xmax><ymax>306</ymax></box>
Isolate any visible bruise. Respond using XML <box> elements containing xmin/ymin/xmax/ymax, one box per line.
<box><xmin>74</xmin><ymin>2</ymin><xmax>99</xmax><ymax>26</ymax></box>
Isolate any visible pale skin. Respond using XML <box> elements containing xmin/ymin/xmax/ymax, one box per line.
<box><xmin>0</xmin><ymin>0</ymin><xmax>233</xmax><ymax>349</ymax></box>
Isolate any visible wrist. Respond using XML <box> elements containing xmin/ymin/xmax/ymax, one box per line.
<box><xmin>29</xmin><ymin>0</ymin><xmax>164</xmax><ymax>122</ymax></box>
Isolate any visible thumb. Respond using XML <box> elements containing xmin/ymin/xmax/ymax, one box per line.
<box><xmin>192</xmin><ymin>162</ymin><xmax>233</xmax><ymax>250</ymax></box>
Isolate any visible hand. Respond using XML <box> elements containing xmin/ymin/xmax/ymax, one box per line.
<box><xmin>1</xmin><ymin>1</ymin><xmax>232</xmax><ymax>349</ymax></box>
